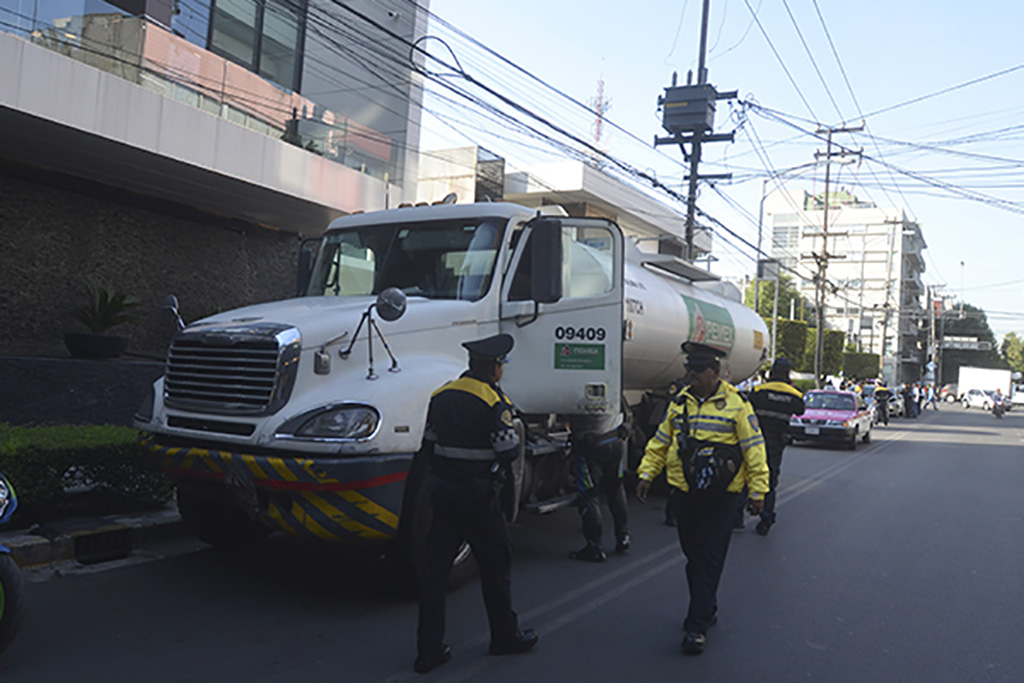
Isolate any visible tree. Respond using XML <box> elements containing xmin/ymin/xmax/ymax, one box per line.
<box><xmin>798</xmin><ymin>328</ymin><xmax>844</xmax><ymax>376</ymax></box>
<box><xmin>743</xmin><ymin>276</ymin><xmax>811</xmax><ymax>321</ymax></box>
<box><xmin>1001</xmin><ymin>332</ymin><xmax>1024</xmax><ymax>373</ymax></box>
<box><xmin>938</xmin><ymin>303</ymin><xmax>1006</xmax><ymax>383</ymax></box>
<box><xmin>774</xmin><ymin>319</ymin><xmax>808</xmax><ymax>370</ymax></box>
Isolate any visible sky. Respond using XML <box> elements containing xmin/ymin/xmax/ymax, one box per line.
<box><xmin>414</xmin><ymin>0</ymin><xmax>1024</xmax><ymax>340</ymax></box>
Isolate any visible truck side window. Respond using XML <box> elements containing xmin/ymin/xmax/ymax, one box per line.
<box><xmin>508</xmin><ymin>231</ymin><xmax>533</xmax><ymax>301</ymax></box>
<box><xmin>562</xmin><ymin>227</ymin><xmax>614</xmax><ymax>298</ymax></box>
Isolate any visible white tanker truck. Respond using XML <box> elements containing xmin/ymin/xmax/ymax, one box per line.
<box><xmin>136</xmin><ymin>201</ymin><xmax>768</xmax><ymax>586</ymax></box>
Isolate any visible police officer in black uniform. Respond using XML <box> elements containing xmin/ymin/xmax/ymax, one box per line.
<box><xmin>747</xmin><ymin>358</ymin><xmax>805</xmax><ymax>536</ymax></box>
<box><xmin>414</xmin><ymin>333</ymin><xmax>538</xmax><ymax>674</ymax></box>
<box><xmin>567</xmin><ymin>412</ymin><xmax>630</xmax><ymax>562</ymax></box>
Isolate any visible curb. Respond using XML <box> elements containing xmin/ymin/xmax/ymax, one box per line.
<box><xmin>0</xmin><ymin>505</ymin><xmax>184</xmax><ymax>568</ymax></box>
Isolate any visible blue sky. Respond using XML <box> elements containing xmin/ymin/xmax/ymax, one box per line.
<box><xmin>418</xmin><ymin>0</ymin><xmax>1024</xmax><ymax>339</ymax></box>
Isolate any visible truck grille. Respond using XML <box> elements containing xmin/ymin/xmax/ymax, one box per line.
<box><xmin>164</xmin><ymin>324</ymin><xmax>301</xmax><ymax>416</ymax></box>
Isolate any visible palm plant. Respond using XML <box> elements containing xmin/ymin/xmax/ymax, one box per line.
<box><xmin>72</xmin><ymin>279</ymin><xmax>141</xmax><ymax>334</ymax></box>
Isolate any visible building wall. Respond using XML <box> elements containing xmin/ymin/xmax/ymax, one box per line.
<box><xmin>766</xmin><ymin>189</ymin><xmax>927</xmax><ymax>381</ymax></box>
<box><xmin>0</xmin><ymin>165</ymin><xmax>299</xmax><ymax>359</ymax></box>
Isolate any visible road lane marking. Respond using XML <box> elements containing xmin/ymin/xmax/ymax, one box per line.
<box><xmin>379</xmin><ymin>428</ymin><xmax>924</xmax><ymax>682</ymax></box>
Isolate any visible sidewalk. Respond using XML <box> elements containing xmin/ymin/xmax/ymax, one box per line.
<box><xmin>0</xmin><ymin>504</ymin><xmax>184</xmax><ymax>568</ymax></box>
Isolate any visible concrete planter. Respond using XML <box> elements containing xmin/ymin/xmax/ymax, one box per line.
<box><xmin>63</xmin><ymin>333</ymin><xmax>128</xmax><ymax>360</ymax></box>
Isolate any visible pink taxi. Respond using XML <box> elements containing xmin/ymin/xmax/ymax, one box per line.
<box><xmin>790</xmin><ymin>390</ymin><xmax>873</xmax><ymax>450</ymax></box>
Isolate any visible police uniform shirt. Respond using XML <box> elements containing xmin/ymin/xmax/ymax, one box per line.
<box><xmin>427</xmin><ymin>371</ymin><xmax>519</xmax><ymax>478</ymax></box>
<box><xmin>637</xmin><ymin>379</ymin><xmax>770</xmax><ymax>497</ymax></box>
<box><xmin>749</xmin><ymin>381</ymin><xmax>805</xmax><ymax>437</ymax></box>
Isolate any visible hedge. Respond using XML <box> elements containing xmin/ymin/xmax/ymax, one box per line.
<box><xmin>0</xmin><ymin>424</ymin><xmax>172</xmax><ymax>526</ymax></box>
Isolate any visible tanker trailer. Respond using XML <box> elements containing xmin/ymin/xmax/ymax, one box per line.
<box><xmin>136</xmin><ymin>202</ymin><xmax>767</xmax><ymax>587</ymax></box>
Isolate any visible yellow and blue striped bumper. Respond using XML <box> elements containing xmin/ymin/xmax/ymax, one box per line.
<box><xmin>143</xmin><ymin>439</ymin><xmax>412</xmax><ymax>544</ymax></box>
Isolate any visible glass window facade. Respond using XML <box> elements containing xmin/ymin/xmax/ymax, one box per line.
<box><xmin>208</xmin><ymin>0</ymin><xmax>304</xmax><ymax>91</ymax></box>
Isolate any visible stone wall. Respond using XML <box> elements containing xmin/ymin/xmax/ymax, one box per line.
<box><xmin>1</xmin><ymin>164</ymin><xmax>303</xmax><ymax>359</ymax></box>
<box><xmin>0</xmin><ymin>357</ymin><xmax>164</xmax><ymax>427</ymax></box>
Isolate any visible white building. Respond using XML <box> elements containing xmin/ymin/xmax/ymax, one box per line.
<box><xmin>766</xmin><ymin>188</ymin><xmax>927</xmax><ymax>383</ymax></box>
<box><xmin>418</xmin><ymin>146</ymin><xmax>715</xmax><ymax>259</ymax></box>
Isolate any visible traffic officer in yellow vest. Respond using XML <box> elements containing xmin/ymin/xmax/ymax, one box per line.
<box><xmin>415</xmin><ymin>333</ymin><xmax>538</xmax><ymax>674</ymax></box>
<box><xmin>748</xmin><ymin>358</ymin><xmax>805</xmax><ymax>536</ymax></box>
<box><xmin>636</xmin><ymin>341</ymin><xmax>769</xmax><ymax>656</ymax></box>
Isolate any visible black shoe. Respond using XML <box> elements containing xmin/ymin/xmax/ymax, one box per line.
<box><xmin>709</xmin><ymin>610</ymin><xmax>718</xmax><ymax>627</ymax></box>
<box><xmin>615</xmin><ymin>534</ymin><xmax>631</xmax><ymax>554</ymax></box>
<box><xmin>414</xmin><ymin>645</ymin><xmax>452</xmax><ymax>674</ymax></box>
<box><xmin>489</xmin><ymin>629</ymin><xmax>539</xmax><ymax>656</ymax></box>
<box><xmin>756</xmin><ymin>519</ymin><xmax>772</xmax><ymax>536</ymax></box>
<box><xmin>569</xmin><ymin>545</ymin><xmax>607</xmax><ymax>562</ymax></box>
<box><xmin>665</xmin><ymin>514</ymin><xmax>677</xmax><ymax>527</ymax></box>
<box><xmin>681</xmin><ymin>631</ymin><xmax>706</xmax><ymax>655</ymax></box>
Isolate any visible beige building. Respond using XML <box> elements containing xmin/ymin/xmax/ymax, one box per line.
<box><xmin>766</xmin><ymin>189</ymin><xmax>927</xmax><ymax>383</ymax></box>
<box><xmin>418</xmin><ymin>146</ymin><xmax>715</xmax><ymax>260</ymax></box>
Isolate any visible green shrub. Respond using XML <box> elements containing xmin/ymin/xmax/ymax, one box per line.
<box><xmin>0</xmin><ymin>424</ymin><xmax>171</xmax><ymax>525</ymax></box>
<box><xmin>843</xmin><ymin>352</ymin><xmax>880</xmax><ymax>380</ymax></box>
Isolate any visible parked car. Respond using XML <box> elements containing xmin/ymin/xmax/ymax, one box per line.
<box><xmin>940</xmin><ymin>383</ymin><xmax>959</xmax><ymax>402</ymax></box>
<box><xmin>961</xmin><ymin>388</ymin><xmax>992</xmax><ymax>410</ymax></box>
<box><xmin>889</xmin><ymin>392</ymin><xmax>905</xmax><ymax>417</ymax></box>
<box><xmin>791</xmin><ymin>390</ymin><xmax>873</xmax><ymax>450</ymax></box>
<box><xmin>1010</xmin><ymin>385</ymin><xmax>1024</xmax><ymax>409</ymax></box>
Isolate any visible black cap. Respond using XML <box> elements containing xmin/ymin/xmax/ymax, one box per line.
<box><xmin>770</xmin><ymin>357</ymin><xmax>791</xmax><ymax>380</ymax></box>
<box><xmin>462</xmin><ymin>333</ymin><xmax>514</xmax><ymax>364</ymax></box>
<box><xmin>681</xmin><ymin>341</ymin><xmax>725</xmax><ymax>371</ymax></box>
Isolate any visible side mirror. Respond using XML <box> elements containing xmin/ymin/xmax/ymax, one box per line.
<box><xmin>161</xmin><ymin>295</ymin><xmax>185</xmax><ymax>331</ymax></box>
<box><xmin>530</xmin><ymin>218</ymin><xmax>563</xmax><ymax>304</ymax></box>
<box><xmin>375</xmin><ymin>287</ymin><xmax>407</xmax><ymax>322</ymax></box>
<box><xmin>297</xmin><ymin>245</ymin><xmax>315</xmax><ymax>296</ymax></box>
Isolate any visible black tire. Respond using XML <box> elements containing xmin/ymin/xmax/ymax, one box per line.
<box><xmin>846</xmin><ymin>429</ymin><xmax>858</xmax><ymax>450</ymax></box>
<box><xmin>388</xmin><ymin>450</ymin><xmax>476</xmax><ymax>597</ymax></box>
<box><xmin>0</xmin><ymin>553</ymin><xmax>26</xmax><ymax>655</ymax></box>
<box><xmin>862</xmin><ymin>428</ymin><xmax>871</xmax><ymax>444</ymax></box>
<box><xmin>176</xmin><ymin>485</ymin><xmax>272</xmax><ymax>548</ymax></box>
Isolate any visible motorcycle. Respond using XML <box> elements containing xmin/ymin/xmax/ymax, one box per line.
<box><xmin>992</xmin><ymin>395</ymin><xmax>1006</xmax><ymax>419</ymax></box>
<box><xmin>0</xmin><ymin>472</ymin><xmax>26</xmax><ymax>654</ymax></box>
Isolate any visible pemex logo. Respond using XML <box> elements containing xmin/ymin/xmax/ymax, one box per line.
<box><xmin>682</xmin><ymin>294</ymin><xmax>735</xmax><ymax>350</ymax></box>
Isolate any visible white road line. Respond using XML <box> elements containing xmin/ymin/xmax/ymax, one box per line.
<box><xmin>380</xmin><ymin>428</ymin><xmax>921</xmax><ymax>682</ymax></box>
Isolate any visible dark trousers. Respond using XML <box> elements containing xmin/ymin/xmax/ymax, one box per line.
<box><xmin>417</xmin><ymin>475</ymin><xmax>518</xmax><ymax>657</ymax></box>
<box><xmin>761</xmin><ymin>434</ymin><xmax>785</xmax><ymax>525</ymax></box>
<box><xmin>575</xmin><ymin>442</ymin><xmax>629</xmax><ymax>547</ymax></box>
<box><xmin>671</xmin><ymin>488</ymin><xmax>739</xmax><ymax>634</ymax></box>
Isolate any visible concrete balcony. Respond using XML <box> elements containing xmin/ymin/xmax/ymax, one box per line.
<box><xmin>0</xmin><ymin>13</ymin><xmax>402</xmax><ymax>234</ymax></box>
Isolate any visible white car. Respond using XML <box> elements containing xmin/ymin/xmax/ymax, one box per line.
<box><xmin>961</xmin><ymin>389</ymin><xmax>992</xmax><ymax>410</ymax></box>
<box><xmin>1011</xmin><ymin>389</ymin><xmax>1024</xmax><ymax>409</ymax></box>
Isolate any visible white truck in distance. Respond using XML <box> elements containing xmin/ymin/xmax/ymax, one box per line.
<box><xmin>957</xmin><ymin>366</ymin><xmax>1011</xmax><ymax>409</ymax></box>
<box><xmin>136</xmin><ymin>202</ymin><xmax>769</xmax><ymax>586</ymax></box>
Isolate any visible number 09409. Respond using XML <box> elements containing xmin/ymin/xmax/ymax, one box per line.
<box><xmin>554</xmin><ymin>326</ymin><xmax>606</xmax><ymax>341</ymax></box>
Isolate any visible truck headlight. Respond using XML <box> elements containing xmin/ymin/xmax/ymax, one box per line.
<box><xmin>277</xmin><ymin>404</ymin><xmax>381</xmax><ymax>441</ymax></box>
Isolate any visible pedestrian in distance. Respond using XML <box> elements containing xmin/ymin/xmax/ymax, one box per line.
<box><xmin>874</xmin><ymin>383</ymin><xmax>892</xmax><ymax>425</ymax></box>
<box><xmin>924</xmin><ymin>384</ymin><xmax>939</xmax><ymax>411</ymax></box>
<box><xmin>567</xmin><ymin>411</ymin><xmax>631</xmax><ymax>562</ymax></box>
<box><xmin>415</xmin><ymin>333</ymin><xmax>538</xmax><ymax>674</ymax></box>
<box><xmin>747</xmin><ymin>358</ymin><xmax>805</xmax><ymax>536</ymax></box>
<box><xmin>635</xmin><ymin>341</ymin><xmax>770</xmax><ymax>656</ymax></box>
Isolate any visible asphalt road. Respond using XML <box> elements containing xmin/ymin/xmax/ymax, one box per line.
<box><xmin>2</xmin><ymin>406</ymin><xmax>1022</xmax><ymax>682</ymax></box>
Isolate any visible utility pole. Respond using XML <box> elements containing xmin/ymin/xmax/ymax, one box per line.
<box><xmin>682</xmin><ymin>0</ymin><xmax>711</xmax><ymax>262</ymax></box>
<box><xmin>654</xmin><ymin>0</ymin><xmax>735</xmax><ymax>261</ymax></box>
<box><xmin>807</xmin><ymin>123</ymin><xmax>862</xmax><ymax>388</ymax></box>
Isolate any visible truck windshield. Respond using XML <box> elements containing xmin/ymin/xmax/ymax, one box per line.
<box><xmin>304</xmin><ymin>218</ymin><xmax>505</xmax><ymax>301</ymax></box>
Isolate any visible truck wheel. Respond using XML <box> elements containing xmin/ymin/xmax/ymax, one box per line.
<box><xmin>388</xmin><ymin>449</ymin><xmax>476</xmax><ymax>597</ymax></box>
<box><xmin>862</xmin><ymin>428</ymin><xmax>871</xmax><ymax>444</ymax></box>
<box><xmin>176</xmin><ymin>486</ymin><xmax>271</xmax><ymax>548</ymax></box>
<box><xmin>0</xmin><ymin>553</ymin><xmax>26</xmax><ymax>655</ymax></box>
<box><xmin>846</xmin><ymin>429</ymin><xmax>858</xmax><ymax>450</ymax></box>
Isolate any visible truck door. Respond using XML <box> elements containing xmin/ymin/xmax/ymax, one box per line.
<box><xmin>499</xmin><ymin>217</ymin><xmax>624</xmax><ymax>416</ymax></box>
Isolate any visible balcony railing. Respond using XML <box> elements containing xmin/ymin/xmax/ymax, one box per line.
<box><xmin>0</xmin><ymin>1</ymin><xmax>396</xmax><ymax>182</ymax></box>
